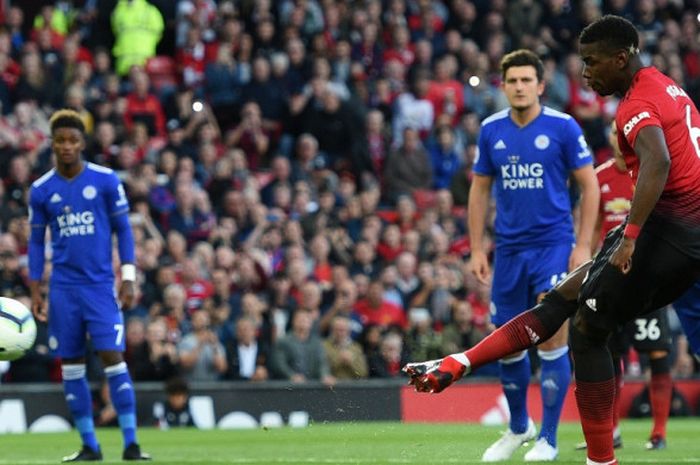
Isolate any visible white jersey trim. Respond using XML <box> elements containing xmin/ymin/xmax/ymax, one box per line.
<box><xmin>543</xmin><ymin>106</ymin><xmax>572</xmax><ymax>120</ymax></box>
<box><xmin>32</xmin><ymin>168</ymin><xmax>56</xmax><ymax>188</ymax></box>
<box><xmin>481</xmin><ymin>108</ymin><xmax>510</xmax><ymax>127</ymax></box>
<box><xmin>87</xmin><ymin>162</ymin><xmax>114</xmax><ymax>174</ymax></box>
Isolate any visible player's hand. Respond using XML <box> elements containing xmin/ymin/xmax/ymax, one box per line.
<box><xmin>569</xmin><ymin>244</ymin><xmax>591</xmax><ymax>271</ymax></box>
<box><xmin>30</xmin><ymin>288</ymin><xmax>47</xmax><ymax>323</ymax></box>
<box><xmin>119</xmin><ymin>280</ymin><xmax>136</xmax><ymax>310</ymax></box>
<box><xmin>470</xmin><ymin>250</ymin><xmax>491</xmax><ymax>284</ymax></box>
<box><xmin>609</xmin><ymin>237</ymin><xmax>635</xmax><ymax>274</ymax></box>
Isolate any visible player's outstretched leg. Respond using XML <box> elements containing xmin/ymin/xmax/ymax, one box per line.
<box><xmin>404</xmin><ymin>290</ymin><xmax>579</xmax><ymax>392</ymax></box>
<box><xmin>104</xmin><ymin>361</ymin><xmax>151</xmax><ymax>461</ymax></box>
<box><xmin>61</xmin><ymin>364</ymin><xmax>103</xmax><ymax>462</ymax></box>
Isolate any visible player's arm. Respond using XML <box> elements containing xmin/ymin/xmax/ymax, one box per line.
<box><xmin>108</xmin><ymin>176</ymin><xmax>137</xmax><ymax>308</ymax></box>
<box><xmin>610</xmin><ymin>125</ymin><xmax>670</xmax><ymax>273</ymax></box>
<box><xmin>27</xmin><ymin>190</ymin><xmax>48</xmax><ymax>322</ymax></box>
<box><xmin>467</xmin><ymin>173</ymin><xmax>493</xmax><ymax>284</ymax></box>
<box><xmin>570</xmin><ymin>164</ymin><xmax>600</xmax><ymax>269</ymax></box>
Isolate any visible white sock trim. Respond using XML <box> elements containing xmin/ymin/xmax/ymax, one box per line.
<box><xmin>500</xmin><ymin>350</ymin><xmax>528</xmax><ymax>364</ymax></box>
<box><xmin>538</xmin><ymin>346</ymin><xmax>569</xmax><ymax>361</ymax></box>
<box><xmin>104</xmin><ymin>361</ymin><xmax>128</xmax><ymax>377</ymax></box>
<box><xmin>586</xmin><ymin>458</ymin><xmax>617</xmax><ymax>465</ymax></box>
<box><xmin>448</xmin><ymin>353</ymin><xmax>471</xmax><ymax>368</ymax></box>
<box><xmin>62</xmin><ymin>364</ymin><xmax>86</xmax><ymax>381</ymax></box>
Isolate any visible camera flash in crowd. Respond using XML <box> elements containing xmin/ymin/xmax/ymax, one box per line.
<box><xmin>192</xmin><ymin>101</ymin><xmax>204</xmax><ymax>112</ymax></box>
<box><xmin>468</xmin><ymin>76</ymin><xmax>480</xmax><ymax>87</ymax></box>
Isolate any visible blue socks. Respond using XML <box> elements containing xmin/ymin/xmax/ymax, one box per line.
<box><xmin>499</xmin><ymin>351</ymin><xmax>531</xmax><ymax>434</ymax></box>
<box><xmin>62</xmin><ymin>364</ymin><xmax>99</xmax><ymax>452</ymax></box>
<box><xmin>538</xmin><ymin>346</ymin><xmax>571</xmax><ymax>448</ymax></box>
<box><xmin>105</xmin><ymin>362</ymin><xmax>138</xmax><ymax>447</ymax></box>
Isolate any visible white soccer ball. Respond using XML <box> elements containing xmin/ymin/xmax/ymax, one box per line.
<box><xmin>0</xmin><ymin>297</ymin><xmax>37</xmax><ymax>361</ymax></box>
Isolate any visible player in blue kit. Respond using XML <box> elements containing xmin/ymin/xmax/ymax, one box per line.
<box><xmin>28</xmin><ymin>110</ymin><xmax>150</xmax><ymax>462</ymax></box>
<box><xmin>468</xmin><ymin>50</ymin><xmax>599</xmax><ymax>461</ymax></box>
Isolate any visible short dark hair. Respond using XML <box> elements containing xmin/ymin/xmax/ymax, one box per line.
<box><xmin>500</xmin><ymin>49</ymin><xmax>544</xmax><ymax>82</ymax></box>
<box><xmin>49</xmin><ymin>109</ymin><xmax>85</xmax><ymax>135</ymax></box>
<box><xmin>165</xmin><ymin>377</ymin><xmax>190</xmax><ymax>395</ymax></box>
<box><xmin>579</xmin><ymin>15</ymin><xmax>639</xmax><ymax>53</ymax></box>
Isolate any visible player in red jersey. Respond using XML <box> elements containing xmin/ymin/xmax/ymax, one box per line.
<box><xmin>573</xmin><ymin>122</ymin><xmax>673</xmax><ymax>451</ymax></box>
<box><xmin>404</xmin><ymin>15</ymin><xmax>700</xmax><ymax>465</ymax></box>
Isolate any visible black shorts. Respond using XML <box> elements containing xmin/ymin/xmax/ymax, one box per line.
<box><xmin>578</xmin><ymin>223</ymin><xmax>700</xmax><ymax>332</ymax></box>
<box><xmin>608</xmin><ymin>306</ymin><xmax>672</xmax><ymax>355</ymax></box>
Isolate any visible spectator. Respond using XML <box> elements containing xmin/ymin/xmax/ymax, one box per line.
<box><xmin>383</xmin><ymin>127</ymin><xmax>433</xmax><ymax>204</ymax></box>
<box><xmin>323</xmin><ymin>315</ymin><xmax>368</xmax><ymax>380</ymax></box>
<box><xmin>124</xmin><ymin>70</ymin><xmax>167</xmax><ymax>138</ymax></box>
<box><xmin>428</xmin><ymin>125</ymin><xmax>462</xmax><ymax>190</ymax></box>
<box><xmin>354</xmin><ymin>280</ymin><xmax>407</xmax><ymax>331</ymax></box>
<box><xmin>153</xmin><ymin>377</ymin><xmax>195</xmax><ymax>428</ymax></box>
<box><xmin>270</xmin><ymin>309</ymin><xmax>334</xmax><ymax>384</ymax></box>
<box><xmin>128</xmin><ymin>317</ymin><xmax>180</xmax><ymax>382</ymax></box>
<box><xmin>111</xmin><ymin>0</ymin><xmax>164</xmax><ymax>76</ymax></box>
<box><xmin>177</xmin><ymin>309</ymin><xmax>228</xmax><ymax>382</ymax></box>
<box><xmin>367</xmin><ymin>330</ymin><xmax>409</xmax><ymax>378</ymax></box>
<box><xmin>224</xmin><ymin>315</ymin><xmax>270</xmax><ymax>381</ymax></box>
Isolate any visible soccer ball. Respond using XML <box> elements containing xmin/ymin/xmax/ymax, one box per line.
<box><xmin>0</xmin><ymin>297</ymin><xmax>37</xmax><ymax>361</ymax></box>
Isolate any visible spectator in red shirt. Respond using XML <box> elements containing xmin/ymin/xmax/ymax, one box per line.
<box><xmin>124</xmin><ymin>69</ymin><xmax>166</xmax><ymax>137</ymax></box>
<box><xmin>354</xmin><ymin>280</ymin><xmax>407</xmax><ymax>330</ymax></box>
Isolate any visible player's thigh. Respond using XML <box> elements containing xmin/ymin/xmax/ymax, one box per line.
<box><xmin>578</xmin><ymin>227</ymin><xmax>698</xmax><ymax>332</ymax></box>
<box><xmin>79</xmin><ymin>284</ymin><xmax>126</xmax><ymax>352</ymax></box>
<box><xmin>626</xmin><ymin>306</ymin><xmax>673</xmax><ymax>353</ymax></box>
<box><xmin>47</xmin><ymin>286</ymin><xmax>87</xmax><ymax>358</ymax></box>
<box><xmin>529</xmin><ymin>243</ymin><xmax>571</xmax><ymax>298</ymax></box>
<box><xmin>491</xmin><ymin>248</ymin><xmax>529</xmax><ymax>327</ymax></box>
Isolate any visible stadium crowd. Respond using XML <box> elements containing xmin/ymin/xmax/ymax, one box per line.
<box><xmin>0</xmin><ymin>0</ymin><xmax>699</xmax><ymax>386</ymax></box>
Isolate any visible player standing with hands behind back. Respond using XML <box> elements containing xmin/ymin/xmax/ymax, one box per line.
<box><xmin>28</xmin><ymin>110</ymin><xmax>150</xmax><ymax>462</ymax></box>
<box><xmin>468</xmin><ymin>49</ymin><xmax>599</xmax><ymax>462</ymax></box>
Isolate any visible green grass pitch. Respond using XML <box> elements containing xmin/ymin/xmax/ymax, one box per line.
<box><xmin>0</xmin><ymin>420</ymin><xmax>699</xmax><ymax>464</ymax></box>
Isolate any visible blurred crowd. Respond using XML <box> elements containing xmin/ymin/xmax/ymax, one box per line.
<box><xmin>0</xmin><ymin>0</ymin><xmax>699</xmax><ymax>386</ymax></box>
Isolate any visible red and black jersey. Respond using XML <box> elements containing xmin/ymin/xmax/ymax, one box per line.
<box><xmin>595</xmin><ymin>159</ymin><xmax>633</xmax><ymax>239</ymax></box>
<box><xmin>616</xmin><ymin>66</ymin><xmax>700</xmax><ymax>256</ymax></box>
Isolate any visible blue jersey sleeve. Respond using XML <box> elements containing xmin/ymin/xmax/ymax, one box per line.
<box><xmin>563</xmin><ymin>119</ymin><xmax>593</xmax><ymax>170</ymax></box>
<box><xmin>28</xmin><ymin>187</ymin><xmax>46</xmax><ymax>281</ymax></box>
<box><xmin>105</xmin><ymin>173</ymin><xmax>135</xmax><ymax>264</ymax></box>
<box><xmin>474</xmin><ymin>127</ymin><xmax>495</xmax><ymax>176</ymax></box>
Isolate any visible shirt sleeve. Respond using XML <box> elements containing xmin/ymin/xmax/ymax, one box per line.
<box><xmin>563</xmin><ymin>118</ymin><xmax>593</xmax><ymax>170</ymax></box>
<box><xmin>473</xmin><ymin>127</ymin><xmax>495</xmax><ymax>176</ymax></box>
<box><xmin>28</xmin><ymin>187</ymin><xmax>47</xmax><ymax>281</ymax></box>
<box><xmin>616</xmin><ymin>98</ymin><xmax>661</xmax><ymax>150</ymax></box>
<box><xmin>105</xmin><ymin>172</ymin><xmax>130</xmax><ymax>216</ymax></box>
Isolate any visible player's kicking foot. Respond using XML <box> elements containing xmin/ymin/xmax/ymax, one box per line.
<box><xmin>575</xmin><ymin>434</ymin><xmax>623</xmax><ymax>451</ymax></box>
<box><xmin>645</xmin><ymin>435</ymin><xmax>666</xmax><ymax>450</ymax></box>
<box><xmin>123</xmin><ymin>443</ymin><xmax>152</xmax><ymax>461</ymax></box>
<box><xmin>482</xmin><ymin>418</ymin><xmax>537</xmax><ymax>462</ymax></box>
<box><xmin>62</xmin><ymin>445</ymin><xmax>103</xmax><ymax>462</ymax></box>
<box><xmin>402</xmin><ymin>354</ymin><xmax>470</xmax><ymax>393</ymax></box>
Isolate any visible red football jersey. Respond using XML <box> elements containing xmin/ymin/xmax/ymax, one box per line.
<box><xmin>595</xmin><ymin>159</ymin><xmax>634</xmax><ymax>239</ymax></box>
<box><xmin>616</xmin><ymin>67</ymin><xmax>700</xmax><ymax>227</ymax></box>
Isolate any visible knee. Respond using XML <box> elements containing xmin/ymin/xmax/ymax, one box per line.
<box><xmin>99</xmin><ymin>351</ymin><xmax>124</xmax><ymax>367</ymax></box>
<box><xmin>570</xmin><ymin>314</ymin><xmax>610</xmax><ymax>351</ymax></box>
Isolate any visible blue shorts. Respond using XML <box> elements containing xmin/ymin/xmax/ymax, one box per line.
<box><xmin>491</xmin><ymin>244</ymin><xmax>571</xmax><ymax>327</ymax></box>
<box><xmin>48</xmin><ymin>283</ymin><xmax>125</xmax><ymax>358</ymax></box>
<box><xmin>672</xmin><ymin>281</ymin><xmax>700</xmax><ymax>355</ymax></box>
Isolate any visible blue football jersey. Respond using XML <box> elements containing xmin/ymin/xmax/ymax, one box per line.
<box><xmin>474</xmin><ymin>106</ymin><xmax>592</xmax><ymax>250</ymax></box>
<box><xmin>29</xmin><ymin>162</ymin><xmax>130</xmax><ymax>285</ymax></box>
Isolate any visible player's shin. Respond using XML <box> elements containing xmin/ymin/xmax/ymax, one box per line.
<box><xmin>465</xmin><ymin>291</ymin><xmax>576</xmax><ymax>369</ymax></box>
<box><xmin>105</xmin><ymin>362</ymin><xmax>138</xmax><ymax>447</ymax></box>
<box><xmin>570</xmin><ymin>323</ymin><xmax>616</xmax><ymax>464</ymax></box>
<box><xmin>649</xmin><ymin>354</ymin><xmax>672</xmax><ymax>441</ymax></box>
<box><xmin>62</xmin><ymin>364</ymin><xmax>100</xmax><ymax>452</ymax></box>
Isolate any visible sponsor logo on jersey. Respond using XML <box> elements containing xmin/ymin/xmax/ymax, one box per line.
<box><xmin>57</xmin><ymin>210</ymin><xmax>96</xmax><ymax>237</ymax></box>
<box><xmin>501</xmin><ymin>161</ymin><xmax>544</xmax><ymax>190</ymax></box>
<box><xmin>50</xmin><ymin>193</ymin><xmax>62</xmax><ymax>203</ymax></box>
<box><xmin>494</xmin><ymin>139</ymin><xmax>506</xmax><ymax>149</ymax></box>
<box><xmin>534</xmin><ymin>134</ymin><xmax>550</xmax><ymax>150</ymax></box>
<box><xmin>623</xmin><ymin>111</ymin><xmax>650</xmax><ymax>136</ymax></box>
<box><xmin>82</xmin><ymin>185</ymin><xmax>97</xmax><ymax>200</ymax></box>
<box><xmin>601</xmin><ymin>184</ymin><xmax>611</xmax><ymax>193</ymax></box>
